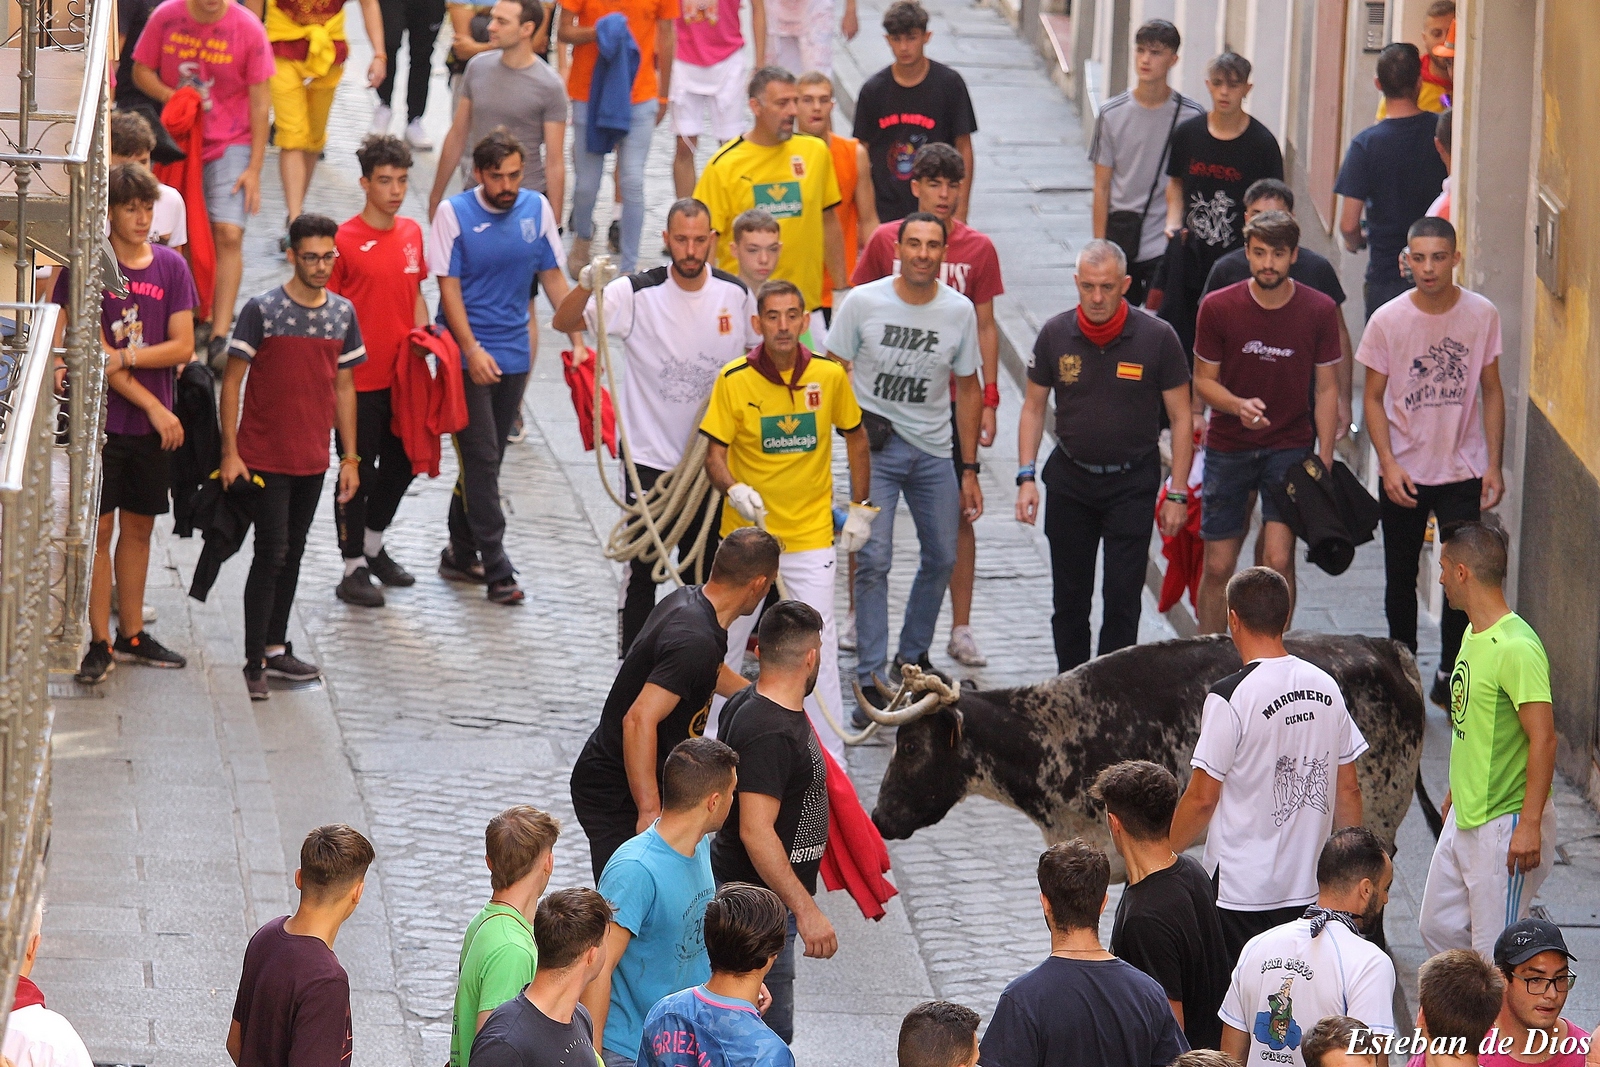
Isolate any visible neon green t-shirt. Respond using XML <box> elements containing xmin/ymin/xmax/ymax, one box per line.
<box><xmin>450</xmin><ymin>903</ymin><xmax>537</xmax><ymax>1067</ymax></box>
<box><xmin>1447</xmin><ymin>611</ymin><xmax>1552</xmax><ymax>830</ymax></box>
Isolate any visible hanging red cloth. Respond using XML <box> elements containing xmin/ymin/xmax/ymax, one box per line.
<box><xmin>392</xmin><ymin>325</ymin><xmax>469</xmax><ymax>477</ymax></box>
<box><xmin>817</xmin><ymin>739</ymin><xmax>898</xmax><ymax>921</ymax></box>
<box><xmin>563</xmin><ymin>347</ymin><xmax>617</xmax><ymax>457</ymax></box>
<box><xmin>1156</xmin><ymin>440</ymin><xmax>1204</xmax><ymax>613</ymax></box>
<box><xmin>151</xmin><ymin>87</ymin><xmax>216</xmax><ymax>323</ymax></box>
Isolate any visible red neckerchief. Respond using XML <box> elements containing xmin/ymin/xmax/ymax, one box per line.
<box><xmin>13</xmin><ymin>976</ymin><xmax>45</xmax><ymax>1011</ymax></box>
<box><xmin>1422</xmin><ymin>60</ymin><xmax>1451</xmax><ymax>91</ymax></box>
<box><xmin>1077</xmin><ymin>299</ymin><xmax>1129</xmax><ymax>347</ymax></box>
<box><xmin>747</xmin><ymin>342</ymin><xmax>813</xmax><ymax>396</ymax></box>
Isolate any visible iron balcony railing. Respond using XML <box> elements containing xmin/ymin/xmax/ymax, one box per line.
<box><xmin>0</xmin><ymin>301</ymin><xmax>63</xmax><ymax>1015</ymax></box>
<box><xmin>1</xmin><ymin>0</ymin><xmax>113</xmax><ymax>668</ymax></box>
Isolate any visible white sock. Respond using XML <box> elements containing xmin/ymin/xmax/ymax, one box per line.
<box><xmin>344</xmin><ymin>557</ymin><xmax>365</xmax><ymax>576</ymax></box>
<box><xmin>363</xmin><ymin>529</ymin><xmax>384</xmax><ymax>558</ymax></box>
<box><xmin>266</xmin><ymin>644</ymin><xmax>286</xmax><ymax>658</ymax></box>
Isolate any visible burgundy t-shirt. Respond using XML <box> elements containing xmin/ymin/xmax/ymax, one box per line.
<box><xmin>1194</xmin><ymin>279</ymin><xmax>1341</xmax><ymax>453</ymax></box>
<box><xmin>231</xmin><ymin>916</ymin><xmax>352</xmax><ymax>1067</ymax></box>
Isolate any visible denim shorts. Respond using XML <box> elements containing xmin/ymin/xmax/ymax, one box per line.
<box><xmin>202</xmin><ymin>143</ymin><xmax>252</xmax><ymax>229</ymax></box>
<box><xmin>1200</xmin><ymin>444</ymin><xmax>1311</xmax><ymax>541</ymax></box>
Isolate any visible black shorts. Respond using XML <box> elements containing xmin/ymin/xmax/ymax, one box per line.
<box><xmin>99</xmin><ymin>431</ymin><xmax>171</xmax><ymax>516</ymax></box>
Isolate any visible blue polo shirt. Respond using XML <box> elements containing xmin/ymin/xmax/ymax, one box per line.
<box><xmin>427</xmin><ymin>187</ymin><xmax>561</xmax><ymax>374</ymax></box>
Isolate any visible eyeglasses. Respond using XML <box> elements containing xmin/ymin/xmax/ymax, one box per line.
<box><xmin>1512</xmin><ymin>972</ymin><xmax>1578</xmax><ymax>995</ymax></box>
<box><xmin>296</xmin><ymin>251</ymin><xmax>340</xmax><ymax>266</ymax></box>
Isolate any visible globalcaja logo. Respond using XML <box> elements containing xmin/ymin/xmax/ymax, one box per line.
<box><xmin>754</xmin><ymin>181</ymin><xmax>804</xmax><ymax>219</ymax></box>
<box><xmin>760</xmin><ymin>412</ymin><xmax>818</xmax><ymax>454</ymax></box>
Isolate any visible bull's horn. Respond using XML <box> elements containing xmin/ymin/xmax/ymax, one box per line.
<box><xmin>853</xmin><ymin>677</ymin><xmax>937</xmax><ymax>727</ymax></box>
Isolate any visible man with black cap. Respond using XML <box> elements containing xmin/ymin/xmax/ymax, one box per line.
<box><xmin>1484</xmin><ymin>919</ymin><xmax>1589</xmax><ymax>1066</ymax></box>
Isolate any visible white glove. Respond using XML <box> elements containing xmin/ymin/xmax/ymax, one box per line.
<box><xmin>726</xmin><ymin>483</ymin><xmax>766</xmax><ymax>523</ymax></box>
<box><xmin>837</xmin><ymin>501</ymin><xmax>879</xmax><ymax>553</ymax></box>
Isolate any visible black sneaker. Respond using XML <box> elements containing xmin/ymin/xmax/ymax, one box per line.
<box><xmin>439</xmin><ymin>547</ymin><xmax>487</xmax><ymax>583</ymax></box>
<box><xmin>1429</xmin><ymin>669</ymin><xmax>1450</xmax><ymax>708</ymax></box>
<box><xmin>207</xmin><ymin>334</ymin><xmax>230</xmax><ymax>372</ymax></box>
<box><xmin>113</xmin><ymin>630</ymin><xmax>187</xmax><ymax>668</ymax></box>
<box><xmin>487</xmin><ymin>577</ymin><xmax>525</xmax><ymax>605</ymax></box>
<box><xmin>366</xmin><ymin>548</ymin><xmax>415</xmax><ymax>587</ymax></box>
<box><xmin>336</xmin><ymin>566</ymin><xmax>385</xmax><ymax>607</ymax></box>
<box><xmin>244</xmin><ymin>661</ymin><xmax>269</xmax><ymax>701</ymax></box>
<box><xmin>893</xmin><ymin>653</ymin><xmax>952</xmax><ymax>687</ymax></box>
<box><xmin>264</xmin><ymin>643</ymin><xmax>321</xmax><ymax>681</ymax></box>
<box><xmin>506</xmin><ymin>414</ymin><xmax>527</xmax><ymax>444</ymax></box>
<box><xmin>76</xmin><ymin>640</ymin><xmax>115</xmax><ymax>684</ymax></box>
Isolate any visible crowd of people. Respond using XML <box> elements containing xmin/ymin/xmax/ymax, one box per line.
<box><xmin>34</xmin><ymin>0</ymin><xmax>1600</xmax><ymax>1061</ymax></box>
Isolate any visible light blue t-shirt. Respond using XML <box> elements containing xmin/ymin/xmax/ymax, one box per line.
<box><xmin>638</xmin><ymin>986</ymin><xmax>795</xmax><ymax>1067</ymax></box>
<box><xmin>427</xmin><ymin>187</ymin><xmax>560</xmax><ymax>374</ymax></box>
<box><xmin>827</xmin><ymin>275</ymin><xmax>980</xmax><ymax>457</ymax></box>
<box><xmin>596</xmin><ymin>826</ymin><xmax>715</xmax><ymax>1059</ymax></box>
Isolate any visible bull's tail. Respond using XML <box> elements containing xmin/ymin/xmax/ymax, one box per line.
<box><xmin>1415</xmin><ymin>771</ymin><xmax>1443</xmax><ymax>840</ymax></box>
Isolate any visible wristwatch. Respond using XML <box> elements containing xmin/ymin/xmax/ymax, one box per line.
<box><xmin>1016</xmin><ymin>463</ymin><xmax>1036</xmax><ymax>486</ymax></box>
<box><xmin>958</xmin><ymin>461</ymin><xmax>980</xmax><ymax>476</ymax></box>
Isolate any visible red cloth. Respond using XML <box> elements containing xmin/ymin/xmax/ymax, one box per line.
<box><xmin>392</xmin><ymin>325</ymin><xmax>469</xmax><ymax>477</ymax></box>
<box><xmin>1156</xmin><ymin>470</ymin><xmax>1203</xmax><ymax>613</ymax></box>
<box><xmin>1077</xmin><ymin>298</ymin><xmax>1129</xmax><ymax>346</ymax></box>
<box><xmin>152</xmin><ymin>87</ymin><xmax>216</xmax><ymax>323</ymax></box>
<box><xmin>817</xmin><ymin>740</ymin><xmax>898</xmax><ymax>921</ymax></box>
<box><xmin>12</xmin><ymin>976</ymin><xmax>45</xmax><ymax>1011</ymax></box>
<box><xmin>563</xmin><ymin>347</ymin><xmax>617</xmax><ymax>457</ymax></box>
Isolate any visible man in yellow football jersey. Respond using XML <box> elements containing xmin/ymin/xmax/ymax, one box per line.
<box><xmin>700</xmin><ymin>279</ymin><xmax>872</xmax><ymax>760</ymax></box>
<box><xmin>695</xmin><ymin>67</ymin><xmax>850</xmax><ymax>316</ymax></box>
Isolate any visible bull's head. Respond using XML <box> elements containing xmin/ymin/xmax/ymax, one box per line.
<box><xmin>859</xmin><ymin>671</ymin><xmax>976</xmax><ymax>840</ymax></box>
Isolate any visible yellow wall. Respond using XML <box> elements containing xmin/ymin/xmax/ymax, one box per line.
<box><xmin>1531</xmin><ymin>1</ymin><xmax>1600</xmax><ymax>480</ymax></box>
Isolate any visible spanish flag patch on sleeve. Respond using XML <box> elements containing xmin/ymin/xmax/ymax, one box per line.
<box><xmin>1116</xmin><ymin>362</ymin><xmax>1144</xmax><ymax>381</ymax></box>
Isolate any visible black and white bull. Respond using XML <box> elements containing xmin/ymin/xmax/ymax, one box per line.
<box><xmin>868</xmin><ymin>632</ymin><xmax>1433</xmax><ymax>882</ymax></box>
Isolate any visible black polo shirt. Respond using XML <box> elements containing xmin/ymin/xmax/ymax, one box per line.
<box><xmin>1028</xmin><ymin>304</ymin><xmax>1191</xmax><ymax>468</ymax></box>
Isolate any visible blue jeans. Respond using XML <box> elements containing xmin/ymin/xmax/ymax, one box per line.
<box><xmin>854</xmin><ymin>432</ymin><xmax>960</xmax><ymax>684</ymax></box>
<box><xmin>764</xmin><ymin>910</ymin><xmax>799</xmax><ymax>1044</ymax></box>
<box><xmin>570</xmin><ymin>99</ymin><xmax>658</xmax><ymax>272</ymax></box>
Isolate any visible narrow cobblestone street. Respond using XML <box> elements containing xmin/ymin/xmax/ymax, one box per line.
<box><xmin>35</xmin><ymin>2</ymin><xmax>1600</xmax><ymax>1065</ymax></box>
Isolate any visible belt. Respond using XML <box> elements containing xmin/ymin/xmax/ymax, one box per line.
<box><xmin>1064</xmin><ymin>451</ymin><xmax>1139</xmax><ymax>475</ymax></box>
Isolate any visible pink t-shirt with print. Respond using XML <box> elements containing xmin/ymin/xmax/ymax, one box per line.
<box><xmin>676</xmin><ymin>0</ymin><xmax>742</xmax><ymax>66</ymax></box>
<box><xmin>1355</xmin><ymin>287</ymin><xmax>1502</xmax><ymax>486</ymax></box>
<box><xmin>133</xmin><ymin>0</ymin><xmax>275</xmax><ymax>163</ymax></box>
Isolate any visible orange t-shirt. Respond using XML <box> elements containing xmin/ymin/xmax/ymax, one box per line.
<box><xmin>822</xmin><ymin>132</ymin><xmax>861</xmax><ymax>308</ymax></box>
<box><xmin>566</xmin><ymin>0</ymin><xmax>681</xmax><ymax>105</ymax></box>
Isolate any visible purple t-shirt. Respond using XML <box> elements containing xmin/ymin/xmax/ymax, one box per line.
<box><xmin>54</xmin><ymin>243</ymin><xmax>199</xmax><ymax>436</ymax></box>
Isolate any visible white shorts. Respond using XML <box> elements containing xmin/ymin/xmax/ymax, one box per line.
<box><xmin>670</xmin><ymin>52</ymin><xmax>748</xmax><ymax>141</ymax></box>
<box><xmin>766</xmin><ymin>0</ymin><xmax>834</xmax><ymax>77</ymax></box>
<box><xmin>1418</xmin><ymin>796</ymin><xmax>1557</xmax><ymax>961</ymax></box>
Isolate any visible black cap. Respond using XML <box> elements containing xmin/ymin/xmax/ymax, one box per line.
<box><xmin>1494</xmin><ymin>919</ymin><xmax>1575</xmax><ymax>968</ymax></box>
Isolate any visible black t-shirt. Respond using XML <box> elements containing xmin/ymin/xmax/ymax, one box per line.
<box><xmin>1109</xmin><ymin>855</ymin><xmax>1232</xmax><ymax>1052</ymax></box>
<box><xmin>710</xmin><ymin>689</ymin><xmax>830</xmax><ymax>894</ymax></box>
<box><xmin>1201</xmin><ymin>244</ymin><xmax>1347</xmax><ymax>306</ymax></box>
<box><xmin>116</xmin><ymin>0</ymin><xmax>166</xmax><ymax>106</ymax></box>
<box><xmin>570</xmin><ymin>586</ymin><xmax>728</xmax><ymax>817</ymax></box>
<box><xmin>852</xmin><ymin>60</ymin><xmax>979</xmax><ymax>223</ymax></box>
<box><xmin>1027</xmin><ymin>305</ymin><xmax>1191</xmax><ymax>471</ymax></box>
<box><xmin>1166</xmin><ymin>115</ymin><xmax>1285</xmax><ymax>274</ymax></box>
<box><xmin>231</xmin><ymin>916</ymin><xmax>352</xmax><ymax>1067</ymax></box>
<box><xmin>469</xmin><ymin>993</ymin><xmax>598</xmax><ymax>1067</ymax></box>
<box><xmin>1333</xmin><ymin>111</ymin><xmax>1450</xmax><ymax>284</ymax></box>
<box><xmin>978</xmin><ymin>956</ymin><xmax>1189</xmax><ymax>1067</ymax></box>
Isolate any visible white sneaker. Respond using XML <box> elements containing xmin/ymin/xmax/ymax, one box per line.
<box><xmin>405</xmin><ymin>118</ymin><xmax>434</xmax><ymax>150</ymax></box>
<box><xmin>946</xmin><ymin>625</ymin><xmax>988</xmax><ymax>667</ymax></box>
<box><xmin>839</xmin><ymin>611</ymin><xmax>857</xmax><ymax>651</ymax></box>
<box><xmin>369</xmin><ymin>104</ymin><xmax>392</xmax><ymax>136</ymax></box>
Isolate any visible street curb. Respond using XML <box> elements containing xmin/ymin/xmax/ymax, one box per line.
<box><xmin>831</xmin><ymin>56</ymin><xmax>1199</xmax><ymax>639</ymax></box>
